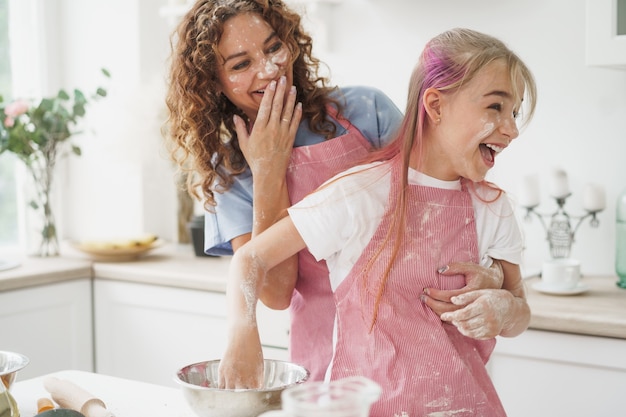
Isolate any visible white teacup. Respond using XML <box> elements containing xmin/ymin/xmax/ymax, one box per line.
<box><xmin>541</xmin><ymin>258</ymin><xmax>581</xmax><ymax>290</ymax></box>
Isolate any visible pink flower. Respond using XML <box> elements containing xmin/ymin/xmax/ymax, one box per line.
<box><xmin>4</xmin><ymin>116</ymin><xmax>15</xmax><ymax>128</ymax></box>
<box><xmin>4</xmin><ymin>100</ymin><xmax>29</xmax><ymax>117</ymax></box>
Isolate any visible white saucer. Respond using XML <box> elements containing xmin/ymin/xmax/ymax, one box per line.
<box><xmin>531</xmin><ymin>281</ymin><xmax>589</xmax><ymax>295</ymax></box>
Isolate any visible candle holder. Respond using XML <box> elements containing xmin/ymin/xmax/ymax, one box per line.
<box><xmin>522</xmin><ymin>193</ymin><xmax>602</xmax><ymax>259</ymax></box>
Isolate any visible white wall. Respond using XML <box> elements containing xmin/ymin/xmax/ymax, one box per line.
<box><xmin>55</xmin><ymin>0</ymin><xmax>625</xmax><ymax>276</ymax></box>
<box><xmin>49</xmin><ymin>0</ymin><xmax>178</xmax><ymax>242</ymax></box>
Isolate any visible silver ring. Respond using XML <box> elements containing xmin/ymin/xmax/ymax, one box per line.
<box><xmin>282</xmin><ymin>119</ymin><xmax>290</xmax><ymax>122</ymax></box>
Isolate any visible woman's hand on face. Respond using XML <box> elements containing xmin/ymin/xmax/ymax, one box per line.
<box><xmin>421</xmin><ymin>260</ymin><xmax>504</xmax><ymax>316</ymax></box>
<box><xmin>439</xmin><ymin>288</ymin><xmax>515</xmax><ymax>340</ymax></box>
<box><xmin>218</xmin><ymin>326</ymin><xmax>264</xmax><ymax>389</ymax></box>
<box><xmin>233</xmin><ymin>75</ymin><xmax>303</xmax><ymax>176</ymax></box>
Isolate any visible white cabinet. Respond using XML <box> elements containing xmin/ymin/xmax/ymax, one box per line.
<box><xmin>256</xmin><ymin>301</ymin><xmax>291</xmax><ymax>361</ymax></box>
<box><xmin>0</xmin><ymin>279</ymin><xmax>94</xmax><ymax>380</ymax></box>
<box><xmin>94</xmin><ymin>279</ymin><xmax>290</xmax><ymax>387</ymax></box>
<box><xmin>489</xmin><ymin>329</ymin><xmax>626</xmax><ymax>417</ymax></box>
<box><xmin>586</xmin><ymin>0</ymin><xmax>626</xmax><ymax>69</ymax></box>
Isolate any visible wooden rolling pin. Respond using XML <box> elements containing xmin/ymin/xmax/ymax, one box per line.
<box><xmin>43</xmin><ymin>377</ymin><xmax>115</xmax><ymax>417</ymax></box>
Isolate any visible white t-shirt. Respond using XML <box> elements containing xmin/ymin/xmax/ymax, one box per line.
<box><xmin>288</xmin><ymin>161</ymin><xmax>523</xmax><ymax>291</ymax></box>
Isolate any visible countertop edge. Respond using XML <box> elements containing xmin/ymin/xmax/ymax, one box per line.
<box><xmin>93</xmin><ymin>272</ymin><xmax>228</xmax><ymax>293</ymax></box>
<box><xmin>0</xmin><ymin>256</ymin><xmax>92</xmax><ymax>292</ymax></box>
<box><xmin>529</xmin><ymin>315</ymin><xmax>626</xmax><ymax>340</ymax></box>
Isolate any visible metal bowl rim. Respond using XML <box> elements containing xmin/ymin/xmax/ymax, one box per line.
<box><xmin>0</xmin><ymin>351</ymin><xmax>30</xmax><ymax>375</ymax></box>
<box><xmin>174</xmin><ymin>359</ymin><xmax>310</xmax><ymax>393</ymax></box>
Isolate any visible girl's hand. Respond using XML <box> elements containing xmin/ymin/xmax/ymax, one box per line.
<box><xmin>218</xmin><ymin>326</ymin><xmax>264</xmax><ymax>389</ymax></box>
<box><xmin>233</xmin><ymin>76</ymin><xmax>302</xmax><ymax>177</ymax></box>
<box><xmin>421</xmin><ymin>260</ymin><xmax>504</xmax><ymax>316</ymax></box>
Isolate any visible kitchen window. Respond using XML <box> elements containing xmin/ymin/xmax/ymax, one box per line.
<box><xmin>0</xmin><ymin>0</ymin><xmax>19</xmax><ymax>251</ymax></box>
<box><xmin>0</xmin><ymin>0</ymin><xmax>46</xmax><ymax>254</ymax></box>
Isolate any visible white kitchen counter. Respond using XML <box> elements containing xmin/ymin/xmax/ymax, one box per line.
<box><xmin>524</xmin><ymin>275</ymin><xmax>626</xmax><ymax>339</ymax></box>
<box><xmin>0</xmin><ymin>256</ymin><xmax>92</xmax><ymax>291</ymax></box>
<box><xmin>91</xmin><ymin>245</ymin><xmax>232</xmax><ymax>292</ymax></box>
<box><xmin>0</xmin><ymin>243</ymin><xmax>231</xmax><ymax>293</ymax></box>
<box><xmin>11</xmin><ymin>370</ymin><xmax>195</xmax><ymax>417</ymax></box>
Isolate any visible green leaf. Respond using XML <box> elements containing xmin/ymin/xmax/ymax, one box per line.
<box><xmin>71</xmin><ymin>145</ymin><xmax>81</xmax><ymax>156</ymax></box>
<box><xmin>73</xmin><ymin>102</ymin><xmax>86</xmax><ymax>117</ymax></box>
<box><xmin>74</xmin><ymin>89</ymin><xmax>87</xmax><ymax>105</ymax></box>
<box><xmin>58</xmin><ymin>90</ymin><xmax>70</xmax><ymax>100</ymax></box>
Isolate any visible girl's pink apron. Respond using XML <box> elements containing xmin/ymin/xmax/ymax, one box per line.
<box><xmin>331</xmin><ymin>159</ymin><xmax>505</xmax><ymax>417</ymax></box>
<box><xmin>285</xmin><ymin>107</ymin><xmax>373</xmax><ymax>381</ymax></box>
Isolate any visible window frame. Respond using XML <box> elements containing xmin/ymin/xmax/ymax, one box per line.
<box><xmin>0</xmin><ymin>0</ymin><xmax>50</xmax><ymax>253</ymax></box>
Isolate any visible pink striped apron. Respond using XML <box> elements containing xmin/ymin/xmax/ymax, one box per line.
<box><xmin>331</xmin><ymin>159</ymin><xmax>504</xmax><ymax>417</ymax></box>
<box><xmin>285</xmin><ymin>107</ymin><xmax>373</xmax><ymax>381</ymax></box>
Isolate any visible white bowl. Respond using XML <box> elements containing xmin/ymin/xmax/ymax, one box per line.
<box><xmin>175</xmin><ymin>359</ymin><xmax>309</xmax><ymax>417</ymax></box>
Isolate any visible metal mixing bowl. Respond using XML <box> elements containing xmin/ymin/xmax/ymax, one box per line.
<box><xmin>175</xmin><ymin>359</ymin><xmax>309</xmax><ymax>417</ymax></box>
<box><xmin>0</xmin><ymin>351</ymin><xmax>29</xmax><ymax>390</ymax></box>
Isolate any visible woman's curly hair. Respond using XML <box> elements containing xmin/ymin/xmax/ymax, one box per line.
<box><xmin>164</xmin><ymin>0</ymin><xmax>340</xmax><ymax>210</ymax></box>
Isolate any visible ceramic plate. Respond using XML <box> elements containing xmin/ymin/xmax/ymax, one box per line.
<box><xmin>531</xmin><ymin>281</ymin><xmax>590</xmax><ymax>296</ymax></box>
<box><xmin>72</xmin><ymin>238</ymin><xmax>164</xmax><ymax>262</ymax></box>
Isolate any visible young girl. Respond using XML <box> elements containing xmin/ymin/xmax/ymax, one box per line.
<box><xmin>218</xmin><ymin>28</ymin><xmax>537</xmax><ymax>417</ymax></box>
<box><xmin>165</xmin><ymin>0</ymin><xmax>509</xmax><ymax>382</ymax></box>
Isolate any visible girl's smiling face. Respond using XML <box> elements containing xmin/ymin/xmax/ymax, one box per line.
<box><xmin>422</xmin><ymin>59</ymin><xmax>523</xmax><ymax>182</ymax></box>
<box><xmin>216</xmin><ymin>12</ymin><xmax>293</xmax><ymax>123</ymax></box>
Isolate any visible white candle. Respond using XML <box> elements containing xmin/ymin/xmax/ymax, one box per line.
<box><xmin>519</xmin><ymin>174</ymin><xmax>540</xmax><ymax>208</ymax></box>
<box><xmin>550</xmin><ymin>169</ymin><xmax>570</xmax><ymax>199</ymax></box>
<box><xmin>582</xmin><ymin>183</ymin><xmax>606</xmax><ymax>212</ymax></box>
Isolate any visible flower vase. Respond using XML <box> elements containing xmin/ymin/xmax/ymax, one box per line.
<box><xmin>28</xmin><ymin>186</ymin><xmax>59</xmax><ymax>257</ymax></box>
<box><xmin>24</xmin><ymin>149</ymin><xmax>60</xmax><ymax>257</ymax></box>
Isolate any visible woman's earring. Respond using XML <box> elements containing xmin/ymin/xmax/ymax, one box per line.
<box><xmin>436</xmin><ymin>117</ymin><xmax>441</xmax><ymax>124</ymax></box>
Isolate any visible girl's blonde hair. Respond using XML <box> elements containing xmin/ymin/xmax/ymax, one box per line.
<box><xmin>363</xmin><ymin>28</ymin><xmax>537</xmax><ymax>329</ymax></box>
<box><xmin>164</xmin><ymin>0</ymin><xmax>341</xmax><ymax>209</ymax></box>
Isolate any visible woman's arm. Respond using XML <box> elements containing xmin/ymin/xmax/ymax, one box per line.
<box><xmin>231</xmin><ymin>77</ymin><xmax>302</xmax><ymax>310</ymax></box>
<box><xmin>219</xmin><ymin>216</ymin><xmax>306</xmax><ymax>389</ymax></box>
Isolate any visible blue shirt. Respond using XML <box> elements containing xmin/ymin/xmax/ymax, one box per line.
<box><xmin>204</xmin><ymin>85</ymin><xmax>403</xmax><ymax>255</ymax></box>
